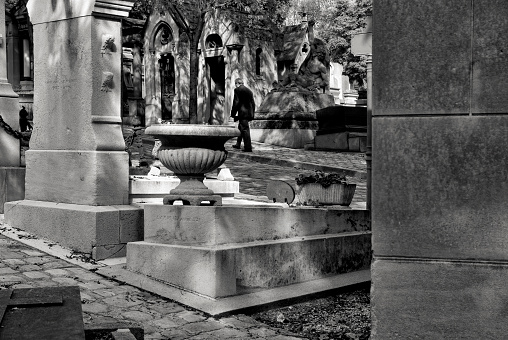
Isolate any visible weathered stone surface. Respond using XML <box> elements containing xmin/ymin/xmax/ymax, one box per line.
<box><xmin>472</xmin><ymin>0</ymin><xmax>508</xmax><ymax>113</ymax></box>
<box><xmin>143</xmin><ymin>205</ymin><xmax>370</xmax><ymax>245</ymax></box>
<box><xmin>373</xmin><ymin>0</ymin><xmax>471</xmax><ymax>115</ymax></box>
<box><xmin>4</xmin><ymin>200</ymin><xmax>143</xmax><ymax>259</ymax></box>
<box><xmin>372</xmin><ymin>115</ymin><xmax>508</xmax><ymax>260</ymax></box>
<box><xmin>256</xmin><ymin>92</ymin><xmax>335</xmax><ymax>120</ymax></box>
<box><xmin>371</xmin><ymin>259</ymin><xmax>508</xmax><ymax>339</ymax></box>
<box><xmin>127</xmin><ymin>241</ymin><xmax>237</xmax><ymax>298</ymax></box>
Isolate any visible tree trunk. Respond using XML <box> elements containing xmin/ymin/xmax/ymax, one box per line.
<box><xmin>188</xmin><ymin>38</ymin><xmax>199</xmax><ymax>124</ymax></box>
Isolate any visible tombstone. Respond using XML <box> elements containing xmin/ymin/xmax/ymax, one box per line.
<box><xmin>0</xmin><ymin>286</ymin><xmax>85</xmax><ymax>339</ymax></box>
<box><xmin>4</xmin><ymin>0</ymin><xmax>141</xmax><ymax>260</ymax></box>
<box><xmin>0</xmin><ymin>2</ymin><xmax>25</xmax><ymax>213</ymax></box>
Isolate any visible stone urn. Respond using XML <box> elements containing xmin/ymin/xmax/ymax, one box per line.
<box><xmin>145</xmin><ymin>124</ymin><xmax>240</xmax><ymax>206</ymax></box>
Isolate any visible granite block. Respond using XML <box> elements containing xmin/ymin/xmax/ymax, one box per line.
<box><xmin>472</xmin><ymin>0</ymin><xmax>508</xmax><ymax>113</ymax></box>
<box><xmin>373</xmin><ymin>0</ymin><xmax>471</xmax><ymax>115</ymax></box>
<box><xmin>372</xmin><ymin>115</ymin><xmax>508</xmax><ymax>260</ymax></box>
<box><xmin>371</xmin><ymin>259</ymin><xmax>508</xmax><ymax>339</ymax></box>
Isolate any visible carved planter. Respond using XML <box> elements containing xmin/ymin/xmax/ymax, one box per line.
<box><xmin>145</xmin><ymin>124</ymin><xmax>240</xmax><ymax>206</ymax></box>
<box><xmin>295</xmin><ymin>183</ymin><xmax>356</xmax><ymax>206</ymax></box>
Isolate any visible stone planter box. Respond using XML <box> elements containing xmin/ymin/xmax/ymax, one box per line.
<box><xmin>295</xmin><ymin>183</ymin><xmax>356</xmax><ymax>206</ymax></box>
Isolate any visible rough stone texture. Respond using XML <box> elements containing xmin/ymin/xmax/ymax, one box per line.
<box><xmin>4</xmin><ymin>200</ymin><xmax>143</xmax><ymax>259</ymax></box>
<box><xmin>371</xmin><ymin>259</ymin><xmax>508</xmax><ymax>339</ymax></box>
<box><xmin>143</xmin><ymin>205</ymin><xmax>370</xmax><ymax>245</ymax></box>
<box><xmin>472</xmin><ymin>0</ymin><xmax>508</xmax><ymax>113</ymax></box>
<box><xmin>256</xmin><ymin>92</ymin><xmax>335</xmax><ymax>120</ymax></box>
<box><xmin>0</xmin><ymin>167</ymin><xmax>25</xmax><ymax>214</ymax></box>
<box><xmin>373</xmin><ymin>0</ymin><xmax>471</xmax><ymax>115</ymax></box>
<box><xmin>127</xmin><ymin>231</ymin><xmax>371</xmax><ymax>297</ymax></box>
<box><xmin>372</xmin><ymin>116</ymin><xmax>508</xmax><ymax>260</ymax></box>
<box><xmin>250</xmin><ymin>128</ymin><xmax>316</xmax><ymax>149</ymax></box>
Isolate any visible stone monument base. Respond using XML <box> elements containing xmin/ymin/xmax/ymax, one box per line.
<box><xmin>0</xmin><ymin>167</ymin><xmax>25</xmax><ymax>214</ymax></box>
<box><xmin>4</xmin><ymin>200</ymin><xmax>143</xmax><ymax>260</ymax></box>
<box><xmin>251</xmin><ymin>91</ymin><xmax>335</xmax><ymax>149</ymax></box>
<box><xmin>126</xmin><ymin>205</ymin><xmax>371</xmax><ymax>298</ymax></box>
<box><xmin>250</xmin><ymin>119</ymin><xmax>319</xmax><ymax>149</ymax></box>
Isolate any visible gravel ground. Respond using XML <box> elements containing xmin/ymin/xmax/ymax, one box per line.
<box><xmin>250</xmin><ymin>284</ymin><xmax>371</xmax><ymax>340</ymax></box>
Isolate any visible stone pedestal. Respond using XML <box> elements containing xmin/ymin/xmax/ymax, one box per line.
<box><xmin>4</xmin><ymin>0</ymin><xmax>137</xmax><ymax>259</ymax></box>
<box><xmin>372</xmin><ymin>1</ymin><xmax>508</xmax><ymax>338</ymax></box>
<box><xmin>127</xmin><ymin>205</ymin><xmax>371</xmax><ymax>298</ymax></box>
<box><xmin>251</xmin><ymin>91</ymin><xmax>335</xmax><ymax>148</ymax></box>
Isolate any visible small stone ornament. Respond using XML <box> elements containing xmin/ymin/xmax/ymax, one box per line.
<box><xmin>101</xmin><ymin>72</ymin><xmax>114</xmax><ymax>92</ymax></box>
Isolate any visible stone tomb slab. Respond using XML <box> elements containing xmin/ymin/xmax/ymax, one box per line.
<box><xmin>0</xmin><ymin>286</ymin><xmax>85</xmax><ymax>340</ymax></box>
<box><xmin>128</xmin><ymin>205</ymin><xmax>371</xmax><ymax>298</ymax></box>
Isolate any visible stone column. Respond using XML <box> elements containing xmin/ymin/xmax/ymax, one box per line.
<box><xmin>5</xmin><ymin>0</ymin><xmax>141</xmax><ymax>260</ymax></box>
<box><xmin>0</xmin><ymin>4</ymin><xmax>21</xmax><ymax>167</ymax></box>
<box><xmin>25</xmin><ymin>0</ymin><xmax>131</xmax><ymax>205</ymax></box>
<box><xmin>0</xmin><ymin>1</ymin><xmax>24</xmax><ymax>214</ymax></box>
<box><xmin>372</xmin><ymin>1</ymin><xmax>508</xmax><ymax>338</ymax></box>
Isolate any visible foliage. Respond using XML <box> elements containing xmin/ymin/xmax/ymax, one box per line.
<box><xmin>296</xmin><ymin>170</ymin><xmax>349</xmax><ymax>188</ymax></box>
<box><xmin>130</xmin><ymin>0</ymin><xmax>289</xmax><ymax>124</ymax></box>
<box><xmin>282</xmin><ymin>0</ymin><xmax>372</xmax><ymax>86</ymax></box>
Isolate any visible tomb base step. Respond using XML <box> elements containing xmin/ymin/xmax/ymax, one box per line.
<box><xmin>126</xmin><ymin>231</ymin><xmax>371</xmax><ymax>298</ymax></box>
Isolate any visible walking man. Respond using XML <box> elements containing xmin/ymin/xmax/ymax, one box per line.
<box><xmin>230</xmin><ymin>78</ymin><xmax>255</xmax><ymax>152</ymax></box>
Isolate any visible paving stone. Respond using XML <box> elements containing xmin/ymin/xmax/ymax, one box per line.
<box><xmin>92</xmin><ymin>288</ymin><xmax>118</xmax><ymax>297</ymax></box>
<box><xmin>0</xmin><ymin>275</ymin><xmax>23</xmax><ymax>283</ymax></box>
<box><xmin>79</xmin><ymin>292</ymin><xmax>96</xmax><ymax>303</ymax></box>
<box><xmin>19</xmin><ymin>264</ymin><xmax>41</xmax><ymax>271</ymax></box>
<box><xmin>150</xmin><ymin>317</ymin><xmax>188</xmax><ymax>329</ymax></box>
<box><xmin>0</xmin><ymin>267</ymin><xmax>18</xmax><ymax>274</ymax></box>
<box><xmin>20</xmin><ymin>249</ymin><xmax>47</xmax><ymax>256</ymax></box>
<box><xmin>81</xmin><ymin>302</ymin><xmax>109</xmax><ymax>314</ymax></box>
<box><xmin>220</xmin><ymin>316</ymin><xmax>259</xmax><ymax>329</ymax></box>
<box><xmin>24</xmin><ymin>256</ymin><xmax>54</xmax><ymax>265</ymax></box>
<box><xmin>122</xmin><ymin>310</ymin><xmax>154</xmax><ymax>322</ymax></box>
<box><xmin>102</xmin><ymin>294</ymin><xmax>143</xmax><ymax>308</ymax></box>
<box><xmin>11</xmin><ymin>283</ymin><xmax>35</xmax><ymax>289</ymax></box>
<box><xmin>44</xmin><ymin>268</ymin><xmax>71</xmax><ymax>276</ymax></box>
<box><xmin>64</xmin><ymin>267</ymin><xmax>102</xmax><ymax>280</ymax></box>
<box><xmin>148</xmin><ymin>302</ymin><xmax>186</xmax><ymax>314</ymax></box>
<box><xmin>272</xmin><ymin>335</ymin><xmax>305</xmax><ymax>340</ymax></box>
<box><xmin>0</xmin><ymin>251</ymin><xmax>25</xmax><ymax>259</ymax></box>
<box><xmin>248</xmin><ymin>327</ymin><xmax>279</xmax><ymax>338</ymax></box>
<box><xmin>78</xmin><ymin>281</ymin><xmax>110</xmax><ymax>290</ymax></box>
<box><xmin>205</xmin><ymin>327</ymin><xmax>252</xmax><ymax>338</ymax></box>
<box><xmin>161</xmin><ymin>329</ymin><xmax>192</xmax><ymax>340</ymax></box>
<box><xmin>52</xmin><ymin>277</ymin><xmax>80</xmax><ymax>285</ymax></box>
<box><xmin>41</xmin><ymin>260</ymin><xmax>73</xmax><ymax>269</ymax></box>
<box><xmin>23</xmin><ymin>271</ymin><xmax>50</xmax><ymax>279</ymax></box>
<box><xmin>179</xmin><ymin>320</ymin><xmax>224</xmax><ymax>335</ymax></box>
<box><xmin>175</xmin><ymin>310</ymin><xmax>207</xmax><ymax>323</ymax></box>
<box><xmin>3</xmin><ymin>259</ymin><xmax>26</xmax><ymax>266</ymax></box>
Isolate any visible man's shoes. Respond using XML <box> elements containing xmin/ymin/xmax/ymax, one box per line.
<box><xmin>242</xmin><ymin>149</ymin><xmax>252</xmax><ymax>152</ymax></box>
<box><xmin>232</xmin><ymin>145</ymin><xmax>241</xmax><ymax>149</ymax></box>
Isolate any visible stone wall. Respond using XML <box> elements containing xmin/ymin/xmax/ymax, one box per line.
<box><xmin>371</xmin><ymin>1</ymin><xmax>508</xmax><ymax>338</ymax></box>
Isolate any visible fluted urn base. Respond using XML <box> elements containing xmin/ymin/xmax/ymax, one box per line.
<box><xmin>163</xmin><ymin>175</ymin><xmax>222</xmax><ymax>206</ymax></box>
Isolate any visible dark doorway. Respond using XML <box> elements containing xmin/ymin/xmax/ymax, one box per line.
<box><xmin>206</xmin><ymin>56</ymin><xmax>225</xmax><ymax>125</ymax></box>
<box><xmin>159</xmin><ymin>53</ymin><xmax>175</xmax><ymax>121</ymax></box>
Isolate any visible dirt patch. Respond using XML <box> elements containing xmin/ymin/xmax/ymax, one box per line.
<box><xmin>250</xmin><ymin>284</ymin><xmax>370</xmax><ymax>340</ymax></box>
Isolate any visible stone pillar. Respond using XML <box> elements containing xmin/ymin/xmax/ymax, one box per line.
<box><xmin>0</xmin><ymin>3</ymin><xmax>21</xmax><ymax>167</ymax></box>
<box><xmin>0</xmin><ymin>1</ymin><xmax>24</xmax><ymax>214</ymax></box>
<box><xmin>372</xmin><ymin>1</ymin><xmax>508</xmax><ymax>338</ymax></box>
<box><xmin>5</xmin><ymin>0</ymin><xmax>141</xmax><ymax>260</ymax></box>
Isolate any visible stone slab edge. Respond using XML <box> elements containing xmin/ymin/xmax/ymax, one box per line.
<box><xmin>95</xmin><ymin>264</ymin><xmax>370</xmax><ymax>317</ymax></box>
<box><xmin>227</xmin><ymin>152</ymin><xmax>367</xmax><ymax>180</ymax></box>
